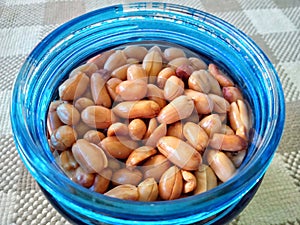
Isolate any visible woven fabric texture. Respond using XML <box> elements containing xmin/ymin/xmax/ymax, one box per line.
<box><xmin>0</xmin><ymin>0</ymin><xmax>299</xmax><ymax>224</ymax></box>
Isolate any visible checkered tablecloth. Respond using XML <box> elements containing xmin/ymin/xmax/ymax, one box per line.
<box><xmin>1</xmin><ymin>0</ymin><xmax>299</xmax><ymax>224</ymax></box>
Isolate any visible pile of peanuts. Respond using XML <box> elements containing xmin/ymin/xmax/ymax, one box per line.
<box><xmin>47</xmin><ymin>44</ymin><xmax>251</xmax><ymax>201</ymax></box>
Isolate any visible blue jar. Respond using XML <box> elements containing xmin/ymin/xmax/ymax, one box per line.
<box><xmin>11</xmin><ymin>2</ymin><xmax>285</xmax><ymax>225</ymax></box>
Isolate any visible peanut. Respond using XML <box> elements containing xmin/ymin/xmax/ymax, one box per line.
<box><xmin>56</xmin><ymin>103</ymin><xmax>80</xmax><ymax>126</ymax></box>
<box><xmin>157</xmin><ymin>95</ymin><xmax>194</xmax><ymax>124</ymax></box>
<box><xmin>111</xmin><ymin>168</ymin><xmax>143</xmax><ymax>186</ymax></box>
<box><xmin>59</xmin><ymin>72</ymin><xmax>89</xmax><ymax>101</ymax></box>
<box><xmin>50</xmin><ymin>125</ymin><xmax>77</xmax><ymax>151</ymax></box>
<box><xmin>101</xmin><ymin>136</ymin><xmax>138</xmax><ymax>159</ymax></box>
<box><xmin>164</xmin><ymin>76</ymin><xmax>184</xmax><ymax>101</ymax></box>
<box><xmin>137</xmin><ymin>178</ymin><xmax>159</xmax><ymax>201</ymax></box>
<box><xmin>81</xmin><ymin>105</ymin><xmax>114</xmax><ymax>129</ymax></box>
<box><xmin>183</xmin><ymin>122</ymin><xmax>209</xmax><ymax>153</ymax></box>
<box><xmin>142</xmin><ymin>154</ymin><xmax>171</xmax><ymax>182</ymax></box>
<box><xmin>112</xmin><ymin>100</ymin><xmax>160</xmax><ymax>119</ymax></box>
<box><xmin>128</xmin><ymin>119</ymin><xmax>147</xmax><ymax>140</ymax></box>
<box><xmin>126</xmin><ymin>146</ymin><xmax>157</xmax><ymax>168</ymax></box>
<box><xmin>206</xmin><ymin>149</ymin><xmax>236</xmax><ymax>182</ymax></box>
<box><xmin>90</xmin><ymin>70</ymin><xmax>112</xmax><ymax>108</ymax></box>
<box><xmin>157</xmin><ymin>136</ymin><xmax>202</xmax><ymax>171</ymax></box>
<box><xmin>104</xmin><ymin>50</ymin><xmax>127</xmax><ymax>71</ymax></box>
<box><xmin>116</xmin><ymin>79</ymin><xmax>148</xmax><ymax>101</ymax></box>
<box><xmin>159</xmin><ymin>166</ymin><xmax>183</xmax><ymax>200</ymax></box>
<box><xmin>72</xmin><ymin>139</ymin><xmax>108</xmax><ymax>174</ymax></box>
<box><xmin>104</xmin><ymin>184</ymin><xmax>139</xmax><ymax>200</ymax></box>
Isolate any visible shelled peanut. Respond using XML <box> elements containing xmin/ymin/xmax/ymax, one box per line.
<box><xmin>47</xmin><ymin>44</ymin><xmax>251</xmax><ymax>201</ymax></box>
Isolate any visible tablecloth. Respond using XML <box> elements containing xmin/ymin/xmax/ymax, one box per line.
<box><xmin>0</xmin><ymin>0</ymin><xmax>299</xmax><ymax>224</ymax></box>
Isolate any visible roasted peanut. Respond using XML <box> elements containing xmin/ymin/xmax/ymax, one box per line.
<box><xmin>90</xmin><ymin>168</ymin><xmax>113</xmax><ymax>194</ymax></box>
<box><xmin>72</xmin><ymin>139</ymin><xmax>108</xmax><ymax>174</ymax></box>
<box><xmin>209</xmin><ymin>133</ymin><xmax>248</xmax><ymax>151</ymax></box>
<box><xmin>112</xmin><ymin>100</ymin><xmax>160</xmax><ymax>119</ymax></box>
<box><xmin>90</xmin><ymin>70</ymin><xmax>112</xmax><ymax>108</ymax></box>
<box><xmin>142</xmin><ymin>50</ymin><xmax>163</xmax><ymax>80</ymax></box>
<box><xmin>189</xmin><ymin>57</ymin><xmax>207</xmax><ymax>70</ymax></box>
<box><xmin>111</xmin><ymin>168</ymin><xmax>143</xmax><ymax>186</ymax></box>
<box><xmin>157</xmin><ymin>136</ymin><xmax>202</xmax><ymax>171</ymax></box>
<box><xmin>59</xmin><ymin>72</ymin><xmax>89</xmax><ymax>101</ymax></box>
<box><xmin>74</xmin><ymin>97</ymin><xmax>94</xmax><ymax>112</ymax></box>
<box><xmin>181</xmin><ymin>170</ymin><xmax>197</xmax><ymax>194</ymax></box>
<box><xmin>138</xmin><ymin>178</ymin><xmax>159</xmax><ymax>201</ymax></box>
<box><xmin>142</xmin><ymin>154</ymin><xmax>171</xmax><ymax>182</ymax></box>
<box><xmin>123</xmin><ymin>45</ymin><xmax>148</xmax><ymax>62</ymax></box>
<box><xmin>188</xmin><ymin>70</ymin><xmax>211</xmax><ymax>94</ymax></box>
<box><xmin>147</xmin><ymin>84</ymin><xmax>167</xmax><ymax>109</ymax></box>
<box><xmin>111</xmin><ymin>64</ymin><xmax>129</xmax><ymax>80</ymax></box>
<box><xmin>104</xmin><ymin>50</ymin><xmax>127</xmax><ymax>71</ymax></box>
<box><xmin>207</xmin><ymin>73</ymin><xmax>222</xmax><ymax>96</ymax></box>
<box><xmin>164</xmin><ymin>47</ymin><xmax>186</xmax><ymax>61</ymax></box>
<box><xmin>237</xmin><ymin>100</ymin><xmax>250</xmax><ymax>131</ymax></box>
<box><xmin>87</xmin><ymin>50</ymin><xmax>115</xmax><ymax>69</ymax></box>
<box><xmin>107</xmin><ymin>122</ymin><xmax>129</xmax><ymax>137</ymax></box>
<box><xmin>176</xmin><ymin>64</ymin><xmax>194</xmax><ymax>79</ymax></box>
<box><xmin>83</xmin><ymin>130</ymin><xmax>105</xmax><ymax>145</ymax></box>
<box><xmin>143</xmin><ymin>118</ymin><xmax>158</xmax><ymax>139</ymax></box>
<box><xmin>194</xmin><ymin>164</ymin><xmax>217</xmax><ymax>194</ymax></box>
<box><xmin>81</xmin><ymin>105</ymin><xmax>114</xmax><ymax>129</ymax></box>
<box><xmin>101</xmin><ymin>136</ymin><xmax>138</xmax><ymax>159</ymax></box>
<box><xmin>199</xmin><ymin>114</ymin><xmax>222</xmax><ymax>137</ymax></box>
<box><xmin>208</xmin><ymin>94</ymin><xmax>230</xmax><ymax>113</ymax></box>
<box><xmin>50</xmin><ymin>125</ymin><xmax>77</xmax><ymax>151</ymax></box>
<box><xmin>69</xmin><ymin>63</ymin><xmax>98</xmax><ymax>77</ymax></box>
<box><xmin>126</xmin><ymin>146</ymin><xmax>157</xmax><ymax>168</ymax></box>
<box><xmin>183</xmin><ymin>122</ymin><xmax>209</xmax><ymax>153</ymax></box>
<box><xmin>206</xmin><ymin>149</ymin><xmax>236</xmax><ymax>182</ymax></box>
<box><xmin>60</xmin><ymin>150</ymin><xmax>79</xmax><ymax>171</ymax></box>
<box><xmin>220</xmin><ymin>124</ymin><xmax>235</xmax><ymax>135</ymax></box>
<box><xmin>128</xmin><ymin>119</ymin><xmax>147</xmax><ymax>140</ymax></box>
<box><xmin>74</xmin><ymin>120</ymin><xmax>93</xmax><ymax>138</ymax></box>
<box><xmin>145</xmin><ymin>123</ymin><xmax>167</xmax><ymax>147</ymax></box>
<box><xmin>47</xmin><ymin>110</ymin><xmax>64</xmax><ymax>136</ymax></box>
<box><xmin>106</xmin><ymin>77</ymin><xmax>122</xmax><ymax>101</ymax></box>
<box><xmin>222</xmin><ymin>86</ymin><xmax>243</xmax><ymax>103</ymax></box>
<box><xmin>167</xmin><ymin>121</ymin><xmax>185</xmax><ymax>140</ymax></box>
<box><xmin>184</xmin><ymin>89</ymin><xmax>213</xmax><ymax>114</ymax></box>
<box><xmin>107</xmin><ymin>158</ymin><xmax>121</xmax><ymax>171</ymax></box>
<box><xmin>104</xmin><ymin>184</ymin><xmax>139</xmax><ymax>200</ymax></box>
<box><xmin>157</xmin><ymin>95</ymin><xmax>194</xmax><ymax>124</ymax></box>
<box><xmin>159</xmin><ymin>166</ymin><xmax>183</xmax><ymax>200</ymax></box>
<box><xmin>208</xmin><ymin>63</ymin><xmax>234</xmax><ymax>87</ymax></box>
<box><xmin>164</xmin><ymin>76</ymin><xmax>184</xmax><ymax>101</ymax></box>
<box><xmin>72</xmin><ymin>167</ymin><xmax>95</xmax><ymax>188</ymax></box>
<box><xmin>225</xmin><ymin>150</ymin><xmax>246</xmax><ymax>168</ymax></box>
<box><xmin>56</xmin><ymin>103</ymin><xmax>80</xmax><ymax>126</ymax></box>
<box><xmin>127</xmin><ymin>64</ymin><xmax>148</xmax><ymax>82</ymax></box>
<box><xmin>116</xmin><ymin>79</ymin><xmax>148</xmax><ymax>101</ymax></box>
<box><xmin>157</xmin><ymin>67</ymin><xmax>176</xmax><ymax>88</ymax></box>
<box><xmin>168</xmin><ymin>57</ymin><xmax>190</xmax><ymax>70</ymax></box>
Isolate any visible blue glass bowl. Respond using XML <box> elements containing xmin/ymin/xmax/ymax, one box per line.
<box><xmin>10</xmin><ymin>2</ymin><xmax>285</xmax><ymax>224</ymax></box>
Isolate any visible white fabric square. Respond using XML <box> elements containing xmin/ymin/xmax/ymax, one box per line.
<box><xmin>244</xmin><ymin>8</ymin><xmax>297</xmax><ymax>34</ymax></box>
<box><xmin>0</xmin><ymin>90</ymin><xmax>12</xmax><ymax>134</ymax></box>
<box><xmin>281</xmin><ymin>61</ymin><xmax>300</xmax><ymax>93</ymax></box>
<box><xmin>0</xmin><ymin>26</ymin><xmax>41</xmax><ymax>58</ymax></box>
<box><xmin>5</xmin><ymin>0</ymin><xmax>46</xmax><ymax>5</ymax></box>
